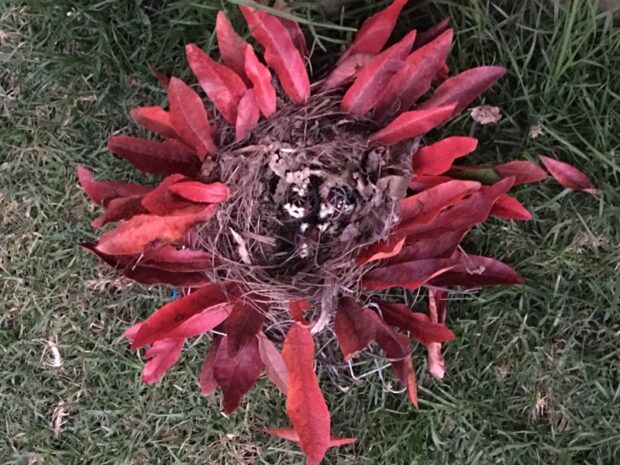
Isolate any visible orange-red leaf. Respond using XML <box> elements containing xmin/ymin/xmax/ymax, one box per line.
<box><xmin>130</xmin><ymin>106</ymin><xmax>179</xmax><ymax>140</ymax></box>
<box><xmin>490</xmin><ymin>194</ymin><xmax>532</xmax><ymax>220</ymax></box>
<box><xmin>412</xmin><ymin>136</ymin><xmax>478</xmax><ymax>176</ymax></box>
<box><xmin>169</xmin><ymin>181</ymin><xmax>230</xmax><ymax>204</ymax></box>
<box><xmin>539</xmin><ymin>156</ymin><xmax>599</xmax><ymax>195</ymax></box>
<box><xmin>418</xmin><ymin>66</ymin><xmax>507</xmax><ymax>116</ymax></box>
<box><xmin>289</xmin><ymin>299</ymin><xmax>311</xmax><ymax>323</ymax></box>
<box><xmin>168</xmin><ymin>76</ymin><xmax>217</xmax><ymax>159</ymax></box>
<box><xmin>257</xmin><ymin>332</ymin><xmax>288</xmax><ymax>394</ymax></box>
<box><xmin>107</xmin><ymin>135</ymin><xmax>200</xmax><ymax>176</ymax></box>
<box><xmin>494</xmin><ymin>160</ymin><xmax>547</xmax><ymax>185</ymax></box>
<box><xmin>427</xmin><ymin>289</ymin><xmax>447</xmax><ymax>379</ymax></box>
<box><xmin>131</xmin><ymin>283</ymin><xmax>232</xmax><ymax>349</ymax></box>
<box><xmin>186</xmin><ymin>44</ymin><xmax>247</xmax><ymax>124</ymax></box>
<box><xmin>76</xmin><ymin>165</ymin><xmax>150</xmax><ymax>206</ymax></box>
<box><xmin>97</xmin><ymin>205</ymin><xmax>217</xmax><ymax>256</ymax></box>
<box><xmin>265</xmin><ymin>428</ymin><xmax>356</xmax><ymax>448</ymax></box>
<box><xmin>142</xmin><ymin>338</ymin><xmax>185</xmax><ymax>384</ymax></box>
<box><xmin>374</xmin><ymin>29</ymin><xmax>453</xmax><ymax>120</ymax></box>
<box><xmin>244</xmin><ymin>45</ymin><xmax>276</xmax><ymax>117</ymax></box>
<box><xmin>216</xmin><ymin>11</ymin><xmax>250</xmax><ymax>81</ymax></box>
<box><xmin>213</xmin><ymin>335</ymin><xmax>264</xmax><ymax>413</ymax></box>
<box><xmin>362</xmin><ymin>258</ymin><xmax>457</xmax><ymax>291</ymax></box>
<box><xmin>370</xmin><ymin>104</ymin><xmax>456</xmax><ymax>145</ymax></box>
<box><xmin>240</xmin><ymin>6</ymin><xmax>310</xmax><ymax>104</ymax></box>
<box><xmin>342</xmin><ymin>30</ymin><xmax>416</xmax><ymax>115</ymax></box>
<box><xmin>282</xmin><ymin>323</ymin><xmax>331</xmax><ymax>465</ymax></box>
<box><xmin>235</xmin><ymin>89</ymin><xmax>260</xmax><ymax>140</ymax></box>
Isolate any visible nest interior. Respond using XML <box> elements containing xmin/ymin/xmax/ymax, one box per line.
<box><xmin>196</xmin><ymin>91</ymin><xmax>412</xmax><ymax>317</ymax></box>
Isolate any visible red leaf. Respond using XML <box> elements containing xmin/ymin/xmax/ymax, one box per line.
<box><xmin>429</xmin><ymin>253</ymin><xmax>523</xmax><ymax>288</ymax></box>
<box><xmin>168</xmin><ymin>77</ymin><xmax>217</xmax><ymax>159</ymax></box>
<box><xmin>397</xmin><ymin>177</ymin><xmax>514</xmax><ymax>240</ymax></box>
<box><xmin>377</xmin><ymin>301</ymin><xmax>454</xmax><ymax>346</ymax></box>
<box><xmin>414</xmin><ymin>17</ymin><xmax>450</xmax><ymax>48</ymax></box>
<box><xmin>169</xmin><ymin>181</ymin><xmax>230</xmax><ymax>204</ymax></box>
<box><xmin>493</xmin><ymin>160</ymin><xmax>547</xmax><ymax>185</ymax></box>
<box><xmin>342</xmin><ymin>30</ymin><xmax>417</xmax><ymax>115</ymax></box>
<box><xmin>216</xmin><ymin>11</ymin><xmax>250</xmax><ymax>82</ymax></box>
<box><xmin>282</xmin><ymin>323</ymin><xmax>331</xmax><ymax>465</ymax></box>
<box><xmin>186</xmin><ymin>44</ymin><xmax>247</xmax><ymax>124</ymax></box>
<box><xmin>244</xmin><ymin>45</ymin><xmax>276</xmax><ymax>117</ymax></box>
<box><xmin>130</xmin><ymin>106</ymin><xmax>179</xmax><ymax>140</ymax></box>
<box><xmin>334</xmin><ymin>297</ymin><xmax>377</xmax><ymax>361</ymax></box>
<box><xmin>224</xmin><ymin>299</ymin><xmax>266</xmax><ymax>355</ymax></box>
<box><xmin>289</xmin><ymin>299</ymin><xmax>311</xmax><ymax>323</ymax></box>
<box><xmin>344</xmin><ymin>0</ymin><xmax>408</xmax><ymax>58</ymax></box>
<box><xmin>273</xmin><ymin>6</ymin><xmax>307</xmax><ymax>57</ymax></box>
<box><xmin>490</xmin><ymin>194</ymin><xmax>532</xmax><ymax>220</ymax></box>
<box><xmin>142</xmin><ymin>338</ymin><xmax>185</xmax><ymax>384</ymax></box>
<box><xmin>96</xmin><ymin>206</ymin><xmax>217</xmax><ymax>256</ymax></box>
<box><xmin>107</xmin><ymin>135</ymin><xmax>200</xmax><ymax>176</ymax></box>
<box><xmin>321</xmin><ymin>53</ymin><xmax>374</xmax><ymax>91</ymax></box>
<box><xmin>356</xmin><ymin>234</ymin><xmax>406</xmax><ymax>265</ymax></box>
<box><xmin>76</xmin><ymin>166</ymin><xmax>150</xmax><ymax>206</ymax></box>
<box><xmin>91</xmin><ymin>195</ymin><xmax>148</xmax><ymax>229</ymax></box>
<box><xmin>386</xmin><ymin>230</ymin><xmax>466</xmax><ymax>264</ymax></box>
<box><xmin>409</xmin><ymin>174</ymin><xmax>452</xmax><ymax>191</ymax></box>
<box><xmin>213</xmin><ymin>336</ymin><xmax>264</xmax><ymax>413</ymax></box>
<box><xmin>539</xmin><ymin>156</ymin><xmax>599</xmax><ymax>195</ymax></box>
<box><xmin>257</xmin><ymin>332</ymin><xmax>288</xmax><ymax>394</ymax></box>
<box><xmin>235</xmin><ymin>89</ymin><xmax>261</xmax><ymax>141</ymax></box>
<box><xmin>370</xmin><ymin>104</ymin><xmax>457</xmax><ymax>145</ymax></box>
<box><xmin>140</xmin><ymin>174</ymin><xmax>193</xmax><ymax>215</ymax></box>
<box><xmin>142</xmin><ymin>244</ymin><xmax>217</xmax><ymax>272</ymax></box>
<box><xmin>412</xmin><ymin>136</ymin><xmax>478</xmax><ymax>176</ymax></box>
<box><xmin>399</xmin><ymin>180</ymin><xmax>481</xmax><ymax>226</ymax></box>
<box><xmin>131</xmin><ymin>283</ymin><xmax>233</xmax><ymax>349</ymax></box>
<box><xmin>240</xmin><ymin>6</ymin><xmax>310</xmax><ymax>104</ymax></box>
<box><xmin>199</xmin><ymin>336</ymin><xmax>221</xmax><ymax>396</ymax></box>
<box><xmin>427</xmin><ymin>289</ymin><xmax>447</xmax><ymax>379</ymax></box>
<box><xmin>374</xmin><ymin>29</ymin><xmax>453</xmax><ymax>120</ymax></box>
<box><xmin>362</xmin><ymin>258</ymin><xmax>457</xmax><ymax>291</ymax></box>
<box><xmin>265</xmin><ymin>428</ymin><xmax>356</xmax><ymax>448</ymax></box>
<box><xmin>418</xmin><ymin>66</ymin><xmax>507</xmax><ymax>116</ymax></box>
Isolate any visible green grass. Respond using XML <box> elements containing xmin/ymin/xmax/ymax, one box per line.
<box><xmin>1</xmin><ymin>0</ymin><xmax>619</xmax><ymax>464</ymax></box>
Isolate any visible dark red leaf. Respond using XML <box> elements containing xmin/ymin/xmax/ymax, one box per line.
<box><xmin>142</xmin><ymin>244</ymin><xmax>217</xmax><ymax>272</ymax></box>
<box><xmin>141</xmin><ymin>338</ymin><xmax>185</xmax><ymax>384</ymax></box>
<box><xmin>240</xmin><ymin>6</ymin><xmax>310</xmax><ymax>104</ymax></box>
<box><xmin>373</xmin><ymin>29</ymin><xmax>453</xmax><ymax>120</ymax></box>
<box><xmin>216</xmin><ymin>11</ymin><xmax>250</xmax><ymax>82</ymax></box>
<box><xmin>370</xmin><ymin>104</ymin><xmax>457</xmax><ymax>145</ymax></box>
<box><xmin>168</xmin><ymin>77</ymin><xmax>218</xmax><ymax>159</ymax></box>
<box><xmin>235</xmin><ymin>89</ymin><xmax>261</xmax><ymax>141</ymax></box>
<box><xmin>539</xmin><ymin>155</ymin><xmax>599</xmax><ymax>195</ymax></box>
<box><xmin>91</xmin><ymin>195</ymin><xmax>148</xmax><ymax>229</ymax></box>
<box><xmin>341</xmin><ymin>30</ymin><xmax>417</xmax><ymax>115</ymax></box>
<box><xmin>493</xmin><ymin>160</ymin><xmax>547</xmax><ymax>185</ymax></box>
<box><xmin>334</xmin><ymin>297</ymin><xmax>377</xmax><ymax>361</ymax></box>
<box><xmin>282</xmin><ymin>323</ymin><xmax>331</xmax><ymax>465</ymax></box>
<box><xmin>130</xmin><ymin>106</ymin><xmax>180</xmax><ymax>140</ymax></box>
<box><xmin>257</xmin><ymin>332</ymin><xmax>288</xmax><ymax>394</ymax></box>
<box><xmin>107</xmin><ymin>135</ymin><xmax>200</xmax><ymax>176</ymax></box>
<box><xmin>386</xmin><ymin>230</ymin><xmax>466</xmax><ymax>264</ymax></box>
<box><xmin>429</xmin><ymin>253</ymin><xmax>523</xmax><ymax>288</ymax></box>
<box><xmin>377</xmin><ymin>301</ymin><xmax>455</xmax><ymax>346</ymax></box>
<box><xmin>490</xmin><ymin>194</ymin><xmax>532</xmax><ymax>220</ymax></box>
<box><xmin>265</xmin><ymin>428</ymin><xmax>356</xmax><ymax>448</ymax></box>
<box><xmin>414</xmin><ymin>17</ymin><xmax>450</xmax><ymax>48</ymax></box>
<box><xmin>140</xmin><ymin>174</ymin><xmax>193</xmax><ymax>215</ymax></box>
<box><xmin>320</xmin><ymin>53</ymin><xmax>374</xmax><ymax>91</ymax></box>
<box><xmin>131</xmin><ymin>283</ymin><xmax>233</xmax><ymax>349</ymax></box>
<box><xmin>362</xmin><ymin>258</ymin><xmax>457</xmax><ymax>291</ymax></box>
<box><xmin>213</xmin><ymin>336</ymin><xmax>264</xmax><ymax>413</ymax></box>
<box><xmin>76</xmin><ymin>165</ymin><xmax>150</xmax><ymax>206</ymax></box>
<box><xmin>224</xmin><ymin>299</ymin><xmax>266</xmax><ymax>355</ymax></box>
<box><xmin>186</xmin><ymin>44</ymin><xmax>247</xmax><ymax>124</ymax></box>
<box><xmin>96</xmin><ymin>206</ymin><xmax>217</xmax><ymax>256</ymax></box>
<box><xmin>412</xmin><ymin>136</ymin><xmax>478</xmax><ymax>176</ymax></box>
<box><xmin>344</xmin><ymin>0</ymin><xmax>408</xmax><ymax>58</ymax></box>
<box><xmin>244</xmin><ymin>45</ymin><xmax>276</xmax><ymax>118</ymax></box>
<box><xmin>199</xmin><ymin>336</ymin><xmax>221</xmax><ymax>396</ymax></box>
<box><xmin>418</xmin><ymin>66</ymin><xmax>507</xmax><ymax>116</ymax></box>
<box><xmin>356</xmin><ymin>234</ymin><xmax>406</xmax><ymax>265</ymax></box>
<box><xmin>169</xmin><ymin>181</ymin><xmax>230</xmax><ymax>204</ymax></box>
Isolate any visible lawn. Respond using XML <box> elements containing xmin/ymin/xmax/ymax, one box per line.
<box><xmin>1</xmin><ymin>0</ymin><xmax>619</xmax><ymax>464</ymax></box>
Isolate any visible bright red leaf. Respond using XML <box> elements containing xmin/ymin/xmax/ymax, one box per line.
<box><xmin>320</xmin><ymin>53</ymin><xmax>374</xmax><ymax>91</ymax></box>
<box><xmin>494</xmin><ymin>160</ymin><xmax>547</xmax><ymax>185</ymax></box>
<box><xmin>76</xmin><ymin>165</ymin><xmax>150</xmax><ymax>206</ymax></box>
<box><xmin>142</xmin><ymin>244</ymin><xmax>217</xmax><ymax>272</ymax></box>
<box><xmin>235</xmin><ymin>89</ymin><xmax>261</xmax><ymax>141</ymax></box>
<box><xmin>414</xmin><ymin>17</ymin><xmax>450</xmax><ymax>48</ymax></box>
<box><xmin>141</xmin><ymin>338</ymin><xmax>185</xmax><ymax>384</ymax></box>
<box><xmin>140</xmin><ymin>174</ymin><xmax>194</xmax><ymax>215</ymax></box>
<box><xmin>130</xmin><ymin>106</ymin><xmax>179</xmax><ymax>140</ymax></box>
<box><xmin>539</xmin><ymin>155</ymin><xmax>599</xmax><ymax>195</ymax></box>
<box><xmin>412</xmin><ymin>136</ymin><xmax>478</xmax><ymax>176</ymax></box>
<box><xmin>265</xmin><ymin>428</ymin><xmax>356</xmax><ymax>448</ymax></box>
<box><xmin>216</xmin><ymin>11</ymin><xmax>250</xmax><ymax>82</ymax></box>
<box><xmin>490</xmin><ymin>194</ymin><xmax>532</xmax><ymax>220</ymax></box>
<box><xmin>169</xmin><ymin>181</ymin><xmax>230</xmax><ymax>204</ymax></box>
<box><xmin>244</xmin><ymin>45</ymin><xmax>276</xmax><ymax>118</ymax></box>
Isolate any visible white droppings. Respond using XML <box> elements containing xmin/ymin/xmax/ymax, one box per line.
<box><xmin>283</xmin><ymin>203</ymin><xmax>306</xmax><ymax>219</ymax></box>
